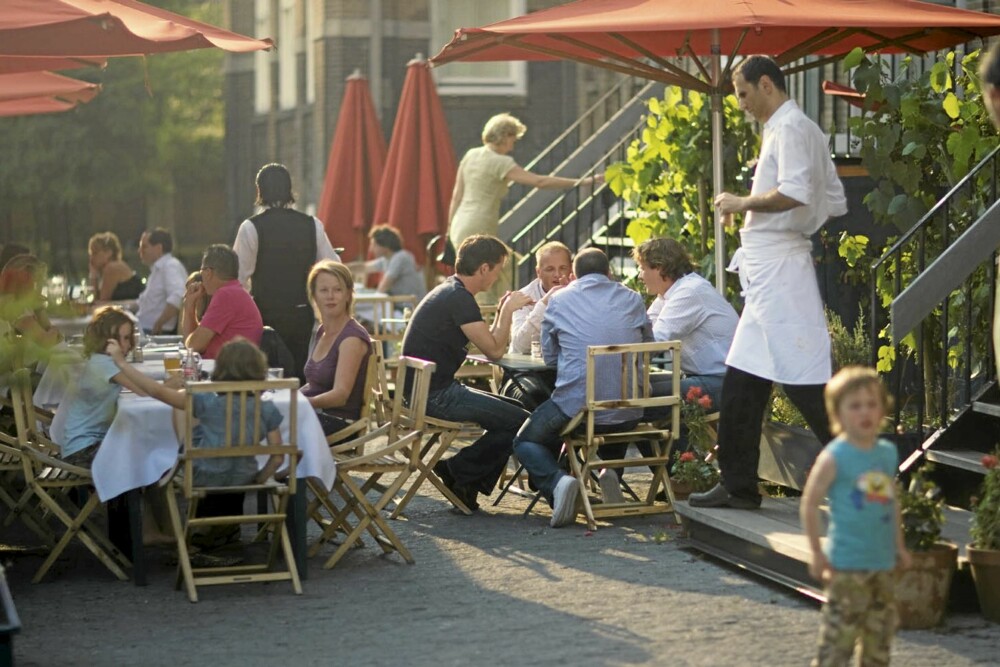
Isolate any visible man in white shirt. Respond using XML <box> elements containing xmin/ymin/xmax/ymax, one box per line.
<box><xmin>691</xmin><ymin>55</ymin><xmax>847</xmax><ymax>510</ymax></box>
<box><xmin>634</xmin><ymin>237</ymin><xmax>737</xmax><ymax>408</ymax></box>
<box><xmin>136</xmin><ymin>228</ymin><xmax>187</xmax><ymax>335</ymax></box>
<box><xmin>509</xmin><ymin>241</ymin><xmax>572</xmax><ymax>354</ymax></box>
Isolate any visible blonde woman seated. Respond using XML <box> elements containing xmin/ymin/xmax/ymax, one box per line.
<box><xmin>446</xmin><ymin>112</ymin><xmax>601</xmax><ymax>304</ymax></box>
<box><xmin>88</xmin><ymin>231</ymin><xmax>143</xmax><ymax>302</ymax></box>
<box><xmin>300</xmin><ymin>261</ymin><xmax>372</xmax><ymax>437</ymax></box>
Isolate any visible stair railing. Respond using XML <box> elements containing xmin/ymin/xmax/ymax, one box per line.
<box><xmin>501</xmin><ymin>75</ymin><xmax>647</xmax><ymax>219</ymax></box>
<box><xmin>870</xmin><ymin>144</ymin><xmax>1000</xmax><ymax>441</ymax></box>
<box><xmin>507</xmin><ymin>113</ymin><xmax>647</xmax><ymax>286</ymax></box>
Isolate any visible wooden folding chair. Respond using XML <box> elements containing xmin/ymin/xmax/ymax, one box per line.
<box><xmin>325</xmin><ymin>341</ymin><xmax>379</xmax><ymax>446</ymax></box>
<box><xmin>366</xmin><ymin>341</ymin><xmax>480</xmax><ymax>518</ymax></box>
<box><xmin>8</xmin><ymin>372</ymin><xmax>131</xmax><ymax>582</ymax></box>
<box><xmin>309</xmin><ymin>356</ymin><xmax>435</xmax><ymax>569</ymax></box>
<box><xmin>164</xmin><ymin>378</ymin><xmax>302</xmax><ymax>603</ymax></box>
<box><xmin>560</xmin><ymin>341</ymin><xmax>682</xmax><ymax>531</ymax></box>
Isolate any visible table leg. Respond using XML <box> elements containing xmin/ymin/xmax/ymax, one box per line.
<box><xmin>107</xmin><ymin>490</ymin><xmax>146</xmax><ymax>586</ymax></box>
<box><xmin>286</xmin><ymin>485</ymin><xmax>307</xmax><ymax>580</ymax></box>
<box><xmin>127</xmin><ymin>489</ymin><xmax>146</xmax><ymax>586</ymax></box>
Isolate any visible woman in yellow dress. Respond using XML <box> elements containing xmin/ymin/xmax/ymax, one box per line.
<box><xmin>446</xmin><ymin>113</ymin><xmax>600</xmax><ymax>303</ymax></box>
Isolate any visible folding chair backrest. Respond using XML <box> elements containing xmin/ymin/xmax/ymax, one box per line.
<box><xmin>390</xmin><ymin>356</ymin><xmax>437</xmax><ymax>438</ymax></box>
<box><xmin>582</xmin><ymin>341</ymin><xmax>682</xmax><ymax>441</ymax></box>
<box><xmin>367</xmin><ymin>294</ymin><xmax>418</xmax><ymax>347</ymax></box>
<box><xmin>357</xmin><ymin>341</ymin><xmax>379</xmax><ymax>425</ymax></box>
<box><xmin>180</xmin><ymin>378</ymin><xmax>301</xmax><ymax>499</ymax></box>
<box><xmin>7</xmin><ymin>370</ymin><xmax>57</xmax><ymax>468</ymax></box>
<box><xmin>371</xmin><ymin>341</ymin><xmax>392</xmax><ymax>426</ymax></box>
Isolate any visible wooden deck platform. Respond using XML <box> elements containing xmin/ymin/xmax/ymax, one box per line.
<box><xmin>676</xmin><ymin>497</ymin><xmax>975</xmax><ymax>603</ymax></box>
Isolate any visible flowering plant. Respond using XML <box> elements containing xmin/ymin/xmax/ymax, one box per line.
<box><xmin>681</xmin><ymin>386</ymin><xmax>716</xmax><ymax>454</ymax></box>
<box><xmin>670</xmin><ymin>450</ymin><xmax>719</xmax><ymax>492</ymax></box>
<box><xmin>971</xmin><ymin>451</ymin><xmax>1000</xmax><ymax>551</ymax></box>
<box><xmin>898</xmin><ymin>466</ymin><xmax>944</xmax><ymax>552</ymax></box>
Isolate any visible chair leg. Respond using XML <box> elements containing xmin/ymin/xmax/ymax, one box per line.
<box><xmin>276</xmin><ymin>520</ymin><xmax>303</xmax><ymax>595</ymax></box>
<box><xmin>567</xmin><ymin>446</ymin><xmax>597</xmax><ymax>531</ymax></box>
<box><xmin>32</xmin><ymin>490</ymin><xmax>129</xmax><ymax>583</ymax></box>
<box><xmin>165</xmin><ymin>487</ymin><xmax>198</xmax><ymax>602</ymax></box>
<box><xmin>492</xmin><ymin>460</ymin><xmax>526</xmax><ymax>507</ymax></box>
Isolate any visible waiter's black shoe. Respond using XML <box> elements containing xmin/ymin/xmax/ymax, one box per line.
<box><xmin>688</xmin><ymin>483</ymin><xmax>761</xmax><ymax>509</ymax></box>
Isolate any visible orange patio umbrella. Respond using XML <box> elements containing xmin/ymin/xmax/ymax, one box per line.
<box><xmin>0</xmin><ymin>0</ymin><xmax>272</xmax><ymax>56</ymax></box>
<box><xmin>316</xmin><ymin>71</ymin><xmax>387</xmax><ymax>262</ymax></box>
<box><xmin>372</xmin><ymin>56</ymin><xmax>457</xmax><ymax>266</ymax></box>
<box><xmin>0</xmin><ymin>89</ymin><xmax>100</xmax><ymax>117</ymax></box>
<box><xmin>431</xmin><ymin>0</ymin><xmax>1000</xmax><ymax>290</ymax></box>
<box><xmin>0</xmin><ymin>55</ymin><xmax>106</xmax><ymax>75</ymax></box>
<box><xmin>0</xmin><ymin>71</ymin><xmax>101</xmax><ymax>103</ymax></box>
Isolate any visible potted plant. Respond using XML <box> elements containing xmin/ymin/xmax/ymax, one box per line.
<box><xmin>969</xmin><ymin>451</ymin><xmax>1000</xmax><ymax>623</ymax></box>
<box><xmin>669</xmin><ymin>451</ymin><xmax>719</xmax><ymax>500</ymax></box>
<box><xmin>894</xmin><ymin>467</ymin><xmax>958</xmax><ymax>629</ymax></box>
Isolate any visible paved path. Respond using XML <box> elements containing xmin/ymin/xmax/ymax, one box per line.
<box><xmin>5</xmin><ymin>483</ymin><xmax>1000</xmax><ymax>666</ymax></box>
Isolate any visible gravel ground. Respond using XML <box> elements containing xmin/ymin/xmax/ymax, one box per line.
<box><xmin>4</xmin><ymin>480</ymin><xmax>1000</xmax><ymax>666</ymax></box>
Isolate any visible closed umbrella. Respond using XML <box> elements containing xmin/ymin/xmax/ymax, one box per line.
<box><xmin>0</xmin><ymin>71</ymin><xmax>101</xmax><ymax>103</ymax></box>
<box><xmin>372</xmin><ymin>56</ymin><xmax>457</xmax><ymax>265</ymax></box>
<box><xmin>0</xmin><ymin>0</ymin><xmax>272</xmax><ymax>56</ymax></box>
<box><xmin>316</xmin><ymin>71</ymin><xmax>387</xmax><ymax>262</ymax></box>
<box><xmin>431</xmin><ymin>0</ymin><xmax>1000</xmax><ymax>290</ymax></box>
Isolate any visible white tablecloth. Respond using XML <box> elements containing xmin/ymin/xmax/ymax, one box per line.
<box><xmin>78</xmin><ymin>389</ymin><xmax>333</xmax><ymax>501</ymax></box>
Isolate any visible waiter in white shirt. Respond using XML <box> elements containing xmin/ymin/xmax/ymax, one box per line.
<box><xmin>136</xmin><ymin>228</ymin><xmax>187</xmax><ymax>335</ymax></box>
<box><xmin>233</xmin><ymin>163</ymin><xmax>341</xmax><ymax>379</ymax></box>
<box><xmin>690</xmin><ymin>55</ymin><xmax>847</xmax><ymax>510</ymax></box>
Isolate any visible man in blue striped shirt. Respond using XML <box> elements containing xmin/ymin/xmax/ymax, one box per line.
<box><xmin>512</xmin><ymin>248</ymin><xmax>652</xmax><ymax>528</ymax></box>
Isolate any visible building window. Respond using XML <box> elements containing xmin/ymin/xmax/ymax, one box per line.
<box><xmin>277</xmin><ymin>0</ymin><xmax>298</xmax><ymax>110</ymax></box>
<box><xmin>253</xmin><ymin>0</ymin><xmax>272</xmax><ymax>114</ymax></box>
<box><xmin>430</xmin><ymin>0</ymin><xmax>526</xmax><ymax>96</ymax></box>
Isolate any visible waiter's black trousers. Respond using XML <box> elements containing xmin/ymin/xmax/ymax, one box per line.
<box><xmin>717</xmin><ymin>366</ymin><xmax>832</xmax><ymax>500</ymax></box>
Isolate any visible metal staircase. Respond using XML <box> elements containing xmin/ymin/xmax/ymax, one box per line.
<box><xmin>870</xmin><ymin>144</ymin><xmax>1000</xmax><ymax>493</ymax></box>
<box><xmin>497</xmin><ymin>77</ymin><xmax>665</xmax><ymax>287</ymax></box>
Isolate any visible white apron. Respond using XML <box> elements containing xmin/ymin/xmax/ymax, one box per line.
<box><xmin>726</xmin><ymin>230</ymin><xmax>831</xmax><ymax>385</ymax></box>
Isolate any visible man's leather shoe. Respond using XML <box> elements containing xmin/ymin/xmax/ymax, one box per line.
<box><xmin>433</xmin><ymin>459</ymin><xmax>479</xmax><ymax>511</ymax></box>
<box><xmin>688</xmin><ymin>483</ymin><xmax>760</xmax><ymax>509</ymax></box>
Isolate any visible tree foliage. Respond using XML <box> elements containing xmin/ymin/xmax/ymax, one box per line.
<box><xmin>0</xmin><ymin>0</ymin><xmax>225</xmax><ymax>271</ymax></box>
<box><xmin>605</xmin><ymin>86</ymin><xmax>758</xmax><ymax>287</ymax></box>
<box><xmin>843</xmin><ymin>47</ymin><xmax>999</xmax><ymax>393</ymax></box>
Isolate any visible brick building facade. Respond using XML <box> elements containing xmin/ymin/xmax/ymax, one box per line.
<box><xmin>221</xmin><ymin>0</ymin><xmax>622</xmax><ymax>240</ymax></box>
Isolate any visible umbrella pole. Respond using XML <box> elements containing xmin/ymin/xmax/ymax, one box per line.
<box><xmin>711</xmin><ymin>34</ymin><xmax>726</xmax><ymax>294</ymax></box>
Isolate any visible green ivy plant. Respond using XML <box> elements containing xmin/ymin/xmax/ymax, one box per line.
<box><xmin>605</xmin><ymin>86</ymin><xmax>758</xmax><ymax>289</ymax></box>
<box><xmin>843</xmin><ymin>47</ymin><xmax>999</xmax><ymax>422</ymax></box>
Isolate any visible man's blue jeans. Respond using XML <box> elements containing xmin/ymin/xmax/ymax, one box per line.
<box><xmin>513</xmin><ymin>399</ymin><xmax>641</xmax><ymax>502</ymax></box>
<box><xmin>426</xmin><ymin>382</ymin><xmax>529</xmax><ymax>494</ymax></box>
<box><xmin>512</xmin><ymin>399</ymin><xmax>573</xmax><ymax>502</ymax></box>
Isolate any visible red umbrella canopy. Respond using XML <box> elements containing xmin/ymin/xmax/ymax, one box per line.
<box><xmin>0</xmin><ymin>89</ymin><xmax>99</xmax><ymax>117</ymax></box>
<box><xmin>0</xmin><ymin>55</ymin><xmax>106</xmax><ymax>74</ymax></box>
<box><xmin>316</xmin><ymin>73</ymin><xmax>387</xmax><ymax>262</ymax></box>
<box><xmin>0</xmin><ymin>0</ymin><xmax>273</xmax><ymax>57</ymax></box>
<box><xmin>432</xmin><ymin>0</ymin><xmax>1000</xmax><ymax>91</ymax></box>
<box><xmin>372</xmin><ymin>58</ymin><xmax>457</xmax><ymax>265</ymax></box>
<box><xmin>0</xmin><ymin>71</ymin><xmax>101</xmax><ymax>103</ymax></box>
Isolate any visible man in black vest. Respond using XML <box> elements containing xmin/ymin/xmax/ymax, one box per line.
<box><xmin>233</xmin><ymin>163</ymin><xmax>341</xmax><ymax>379</ymax></box>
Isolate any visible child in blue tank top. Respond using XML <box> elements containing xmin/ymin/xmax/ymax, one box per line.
<box><xmin>801</xmin><ymin>366</ymin><xmax>911</xmax><ymax>667</ymax></box>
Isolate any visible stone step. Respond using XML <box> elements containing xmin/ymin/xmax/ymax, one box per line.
<box><xmin>676</xmin><ymin>497</ymin><xmax>974</xmax><ymax>603</ymax></box>
<box><xmin>925</xmin><ymin>449</ymin><xmax>988</xmax><ymax>475</ymax></box>
<box><xmin>972</xmin><ymin>401</ymin><xmax>1000</xmax><ymax>418</ymax></box>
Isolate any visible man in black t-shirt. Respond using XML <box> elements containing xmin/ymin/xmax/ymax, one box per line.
<box><xmin>402</xmin><ymin>235</ymin><xmax>533</xmax><ymax>510</ymax></box>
